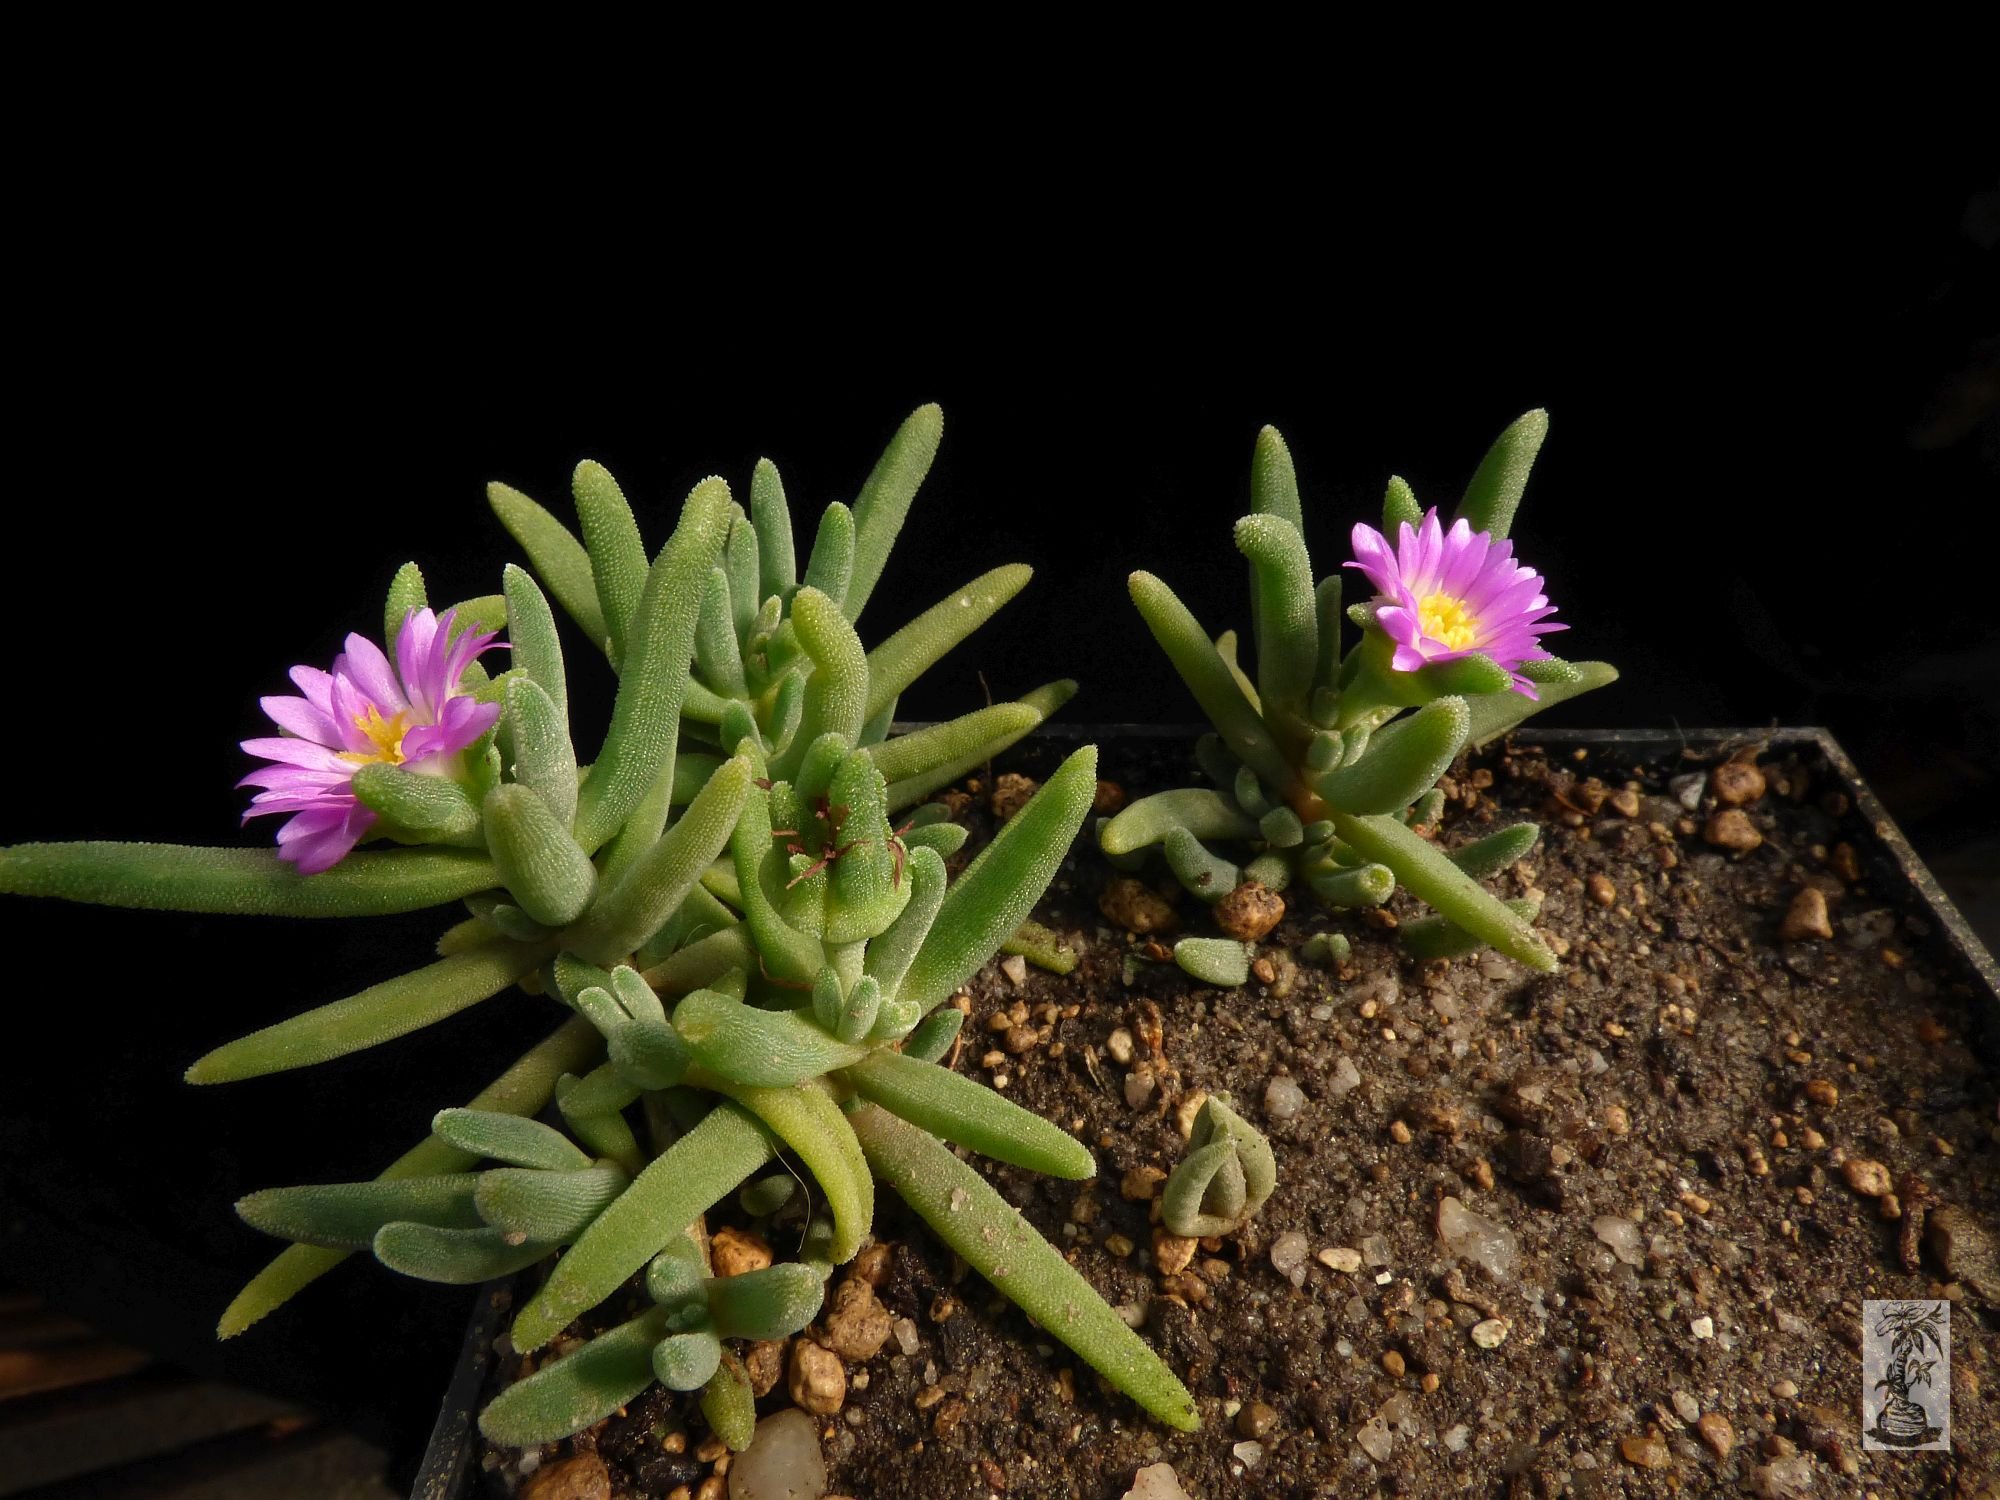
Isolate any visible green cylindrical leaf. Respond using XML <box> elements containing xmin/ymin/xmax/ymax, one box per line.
<box><xmin>483</xmin><ymin>783</ymin><xmax>596</xmax><ymax>928</ymax></box>
<box><xmin>350</xmin><ymin>765</ymin><xmax>483</xmax><ymax>846</ymax></box>
<box><xmin>573</xmin><ymin>477</ymin><xmax>733</xmax><ymax>852</ymax></box>
<box><xmin>236</xmin><ymin>1175</ymin><xmax>484</xmax><ymax>1250</ymax></box>
<box><xmin>1382</xmin><ymin>474</ymin><xmax>1422</xmax><ymax>533</ymax></box>
<box><xmin>1235</xmin><ymin>514</ymin><xmax>1318</xmax><ymax>727</ymax></box>
<box><xmin>1174</xmin><ymin>937</ymin><xmax>1250</xmax><ymax>987</ymax></box>
<box><xmin>1307</xmin><ymin>863</ymin><xmax>1395</xmax><ymax>908</ymax></box>
<box><xmin>474</xmin><ymin>1166</ymin><xmax>628</xmax><ymax>1243</ymax></box>
<box><xmin>1128</xmin><ymin>571</ymin><xmax>1296</xmax><ymax>794</ymax></box>
<box><xmin>1000</xmin><ymin>918</ymin><xmax>1076</xmax><ymax>974</ymax></box>
<box><xmin>801</xmin><ymin>501</ymin><xmax>855</xmax><ymax>608</ymax></box>
<box><xmin>385</xmin><ymin>562</ymin><xmax>428</xmax><ymax>647</ymax></box>
<box><xmin>373</xmin><ymin>1222</ymin><xmax>554</xmax><ymax>1284</ymax></box>
<box><xmin>1455</xmin><ymin>409</ymin><xmax>1548</xmax><ymax>540</ymax></box>
<box><xmin>725</xmin><ymin>782</ymin><xmax>823</xmax><ymax>986</ymax></box>
<box><xmin>432</xmin><ymin>1109</ymin><xmax>592</xmax><ymax>1172</ymax></box>
<box><xmin>503</xmin><ymin>678</ymin><xmax>578</xmax><ymax>831</ymax></box>
<box><xmin>1400</xmin><ymin>896</ymin><xmax>1544</xmax><ymax>960</ymax></box>
<box><xmin>1311</xmin><ymin>696</ymin><xmax>1469</xmax><ymax>816</ymax></box>
<box><xmin>845</xmin><ymin>403</ymin><xmax>942</xmax><ymax>622</ymax></box>
<box><xmin>1162</xmin><ymin>1139</ymin><xmax>1247</xmax><ymax>1238</ymax></box>
<box><xmin>1162</xmin><ymin>827</ymin><xmax>1240</xmax><ymax>902</ymax></box>
<box><xmin>1332</xmin><ymin>809</ymin><xmax>1556</xmax><ymax>970</ymax></box>
<box><xmin>749</xmin><ymin>458</ymin><xmax>796</xmax><ymax>601</ymax></box>
<box><xmin>900</xmin><ymin>1005</ymin><xmax>963</xmax><ymax>1064</ymax></box>
<box><xmin>870</xmin><ymin>702</ymin><xmax>1038</xmax><ymax>798</ymax></box>
<box><xmin>717</xmin><ymin>1081</ymin><xmax>872</xmax><ymax>1265</ymax></box>
<box><xmin>187</xmin><ymin>939</ymin><xmax>552</xmax><ymax>1084</ymax></box>
<box><xmin>565</xmin><ymin>757</ymin><xmax>752</xmax><ymax>965</ymax></box>
<box><xmin>556</xmin><ymin>1067</ymin><xmax>643</xmax><ymax>1176</ymax></box>
<box><xmin>1464</xmin><ymin>661</ymin><xmax>1619</xmax><ymax>748</ymax></box>
<box><xmin>837</xmin><ymin>973</ymin><xmax>882</xmax><ymax>1044</ymax></box>
<box><xmin>700</xmin><ymin>1354</ymin><xmax>758</xmax><ymax>1453</ymax></box>
<box><xmin>638</xmin><ymin>924</ymin><xmax>757</xmax><ymax>997</ymax></box>
<box><xmin>850</xmin><ymin>1102</ymin><xmax>1198</xmax><ymax>1432</ymax></box>
<box><xmin>511</xmin><ymin>1103</ymin><xmax>773</xmax><ymax>1353</ymax></box>
<box><xmin>481</xmin><ymin>1307</ymin><xmax>671</xmax><ymax>1446</ymax></box>
<box><xmin>1313</xmin><ymin>575</ymin><xmax>1344</xmax><ymax>700</ymax></box>
<box><xmin>1250</xmin><ymin>425</ymin><xmax>1303</xmax><ymax>532</ymax></box>
<box><xmin>898</xmin><ymin>746</ymin><xmax>1097</xmax><ymax>1015</ymax></box>
<box><xmin>704</xmin><ymin>1263</ymin><xmax>827</xmax><ymax>1341</ymax></box>
<box><xmin>571</xmin><ymin>460</ymin><xmax>650</xmax><ymax>663</ymax></box>
<box><xmin>488</xmin><ymin>481</ymin><xmax>609</xmax><ymax>648</ymax></box>
<box><xmin>862</xmin><ymin>564</ymin><xmax>1033</xmax><ymax>723</ymax></box>
<box><xmin>696</xmin><ymin>566</ymin><xmax>748</xmax><ymax>698</ymax></box>
<box><xmin>502</xmin><ymin>564</ymin><xmax>569</xmax><ymax>725</ymax></box>
<box><xmin>774</xmin><ymin>588</ymin><xmax>868</xmax><ymax>779</ymax></box>
<box><xmin>654</xmin><ymin>1330</ymin><xmax>722</xmax><ymax>1391</ymax></box>
<box><xmin>0</xmin><ymin>843</ymin><xmax>500</xmax><ymax>918</ymax></box>
<box><xmin>672</xmin><ymin>990</ymin><xmax>869</xmax><ymax>1087</ymax></box>
<box><xmin>724</xmin><ymin>511</ymin><xmax>761</xmax><ymax>644</ymax></box>
<box><xmin>843</xmin><ymin>1049</ymin><xmax>1094</xmax><ymax>1179</ymax></box>
<box><xmin>1099</xmin><ymin>788</ymin><xmax>1259</xmax><ymax>856</ymax></box>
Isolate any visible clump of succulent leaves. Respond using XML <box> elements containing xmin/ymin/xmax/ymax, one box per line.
<box><xmin>0</xmin><ymin>408</ymin><xmax>1199</xmax><ymax>1446</ymax></box>
<box><xmin>1101</xmin><ymin>412</ymin><xmax>1617</xmax><ymax>982</ymax></box>
<box><xmin>1162</xmin><ymin>1095</ymin><xmax>1275</xmax><ymax>1239</ymax></box>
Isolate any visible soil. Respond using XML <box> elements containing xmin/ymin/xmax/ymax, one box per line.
<box><xmin>479</xmin><ymin>732</ymin><xmax>2000</xmax><ymax>1500</ymax></box>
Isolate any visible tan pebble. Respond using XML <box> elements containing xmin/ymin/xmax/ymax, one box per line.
<box><xmin>662</xmin><ymin>1431</ymin><xmax>687</xmax><ymax>1454</ymax></box>
<box><xmin>1104</xmin><ymin>1233</ymin><xmax>1135</xmax><ymax>1257</ymax></box>
<box><xmin>518</xmin><ymin>1454</ymin><xmax>610</xmax><ymax>1500</ymax></box>
<box><xmin>1830</xmin><ymin>842</ymin><xmax>1861</xmax><ymax>882</ymax></box>
<box><xmin>695</xmin><ymin>1477</ymin><xmax>724</xmax><ymax>1500</ymax></box>
<box><xmin>1780</xmin><ymin>887</ymin><xmax>1834</xmax><ymax>941</ymax></box>
<box><xmin>1092</xmin><ymin>780</ymin><xmax>1126</xmax><ymax>815</ymax></box>
<box><xmin>1703</xmin><ymin>809</ymin><xmax>1763</xmax><ymax>852</ymax></box>
<box><xmin>1804</xmin><ymin>1079</ymin><xmax>1840</xmax><ymax>1109</ymax></box>
<box><xmin>1421</xmin><ymin>1371</ymin><xmax>1440</xmax><ymax>1393</ymax></box>
<box><xmin>694</xmin><ymin>1433</ymin><xmax>727</xmax><ymax>1463</ymax></box>
<box><xmin>1697</xmin><ymin>1410</ymin><xmax>1735</xmax><ymax>1457</ymax></box>
<box><xmin>1214</xmin><ymin>880</ymin><xmax>1285</xmax><ymax>942</ymax></box>
<box><xmin>788</xmin><ymin>1339</ymin><xmax>846</xmax><ymax>1416</ymax></box>
<box><xmin>1121</xmin><ymin>1165</ymin><xmax>1165</xmax><ymax>1200</ymax></box>
<box><xmin>913</xmin><ymin>1384</ymin><xmax>946</xmax><ymax>1410</ymax></box>
<box><xmin>1105</xmin><ymin>1027</ymin><xmax>1135</xmax><ymax>1064</ymax></box>
<box><xmin>1710</xmin><ymin>758</ymin><xmax>1767</xmax><ymax>806</ymax></box>
<box><xmin>1388</xmin><ymin>1120</ymin><xmax>1413</xmax><ymax>1144</ymax></box>
<box><xmin>1611</xmin><ymin>787</ymin><xmax>1642</xmax><ymax>818</ymax></box>
<box><xmin>1251</xmin><ymin>957</ymin><xmax>1277</xmax><ymax>985</ymax></box>
<box><xmin>744</xmin><ymin>1339</ymin><xmax>787</xmax><ymax>1397</ymax></box>
<box><xmin>985</xmin><ymin>1010</ymin><xmax>1016</xmax><ymax>1032</ymax></box>
<box><xmin>666</xmin><ymin>1485</ymin><xmax>691</xmax><ymax>1500</ymax></box>
<box><xmin>821</xmin><ymin>1274</ymin><xmax>894</xmax><ymax>1360</ymax></box>
<box><xmin>1880</xmin><ymin>1193</ymin><xmax>1902</xmax><ymax>1220</ymax></box>
<box><xmin>1842</xmin><ymin>1158</ymin><xmax>1893</xmax><ymax>1198</ymax></box>
<box><xmin>1680</xmin><ymin>1190</ymin><xmax>1712</xmax><ymax>1215</ymax></box>
<box><xmin>1604</xmin><ymin>1103</ymin><xmax>1630</xmax><ymax>1135</ymax></box>
<box><xmin>1002</xmin><ymin>1025</ymin><xmax>1041</xmax><ymax>1055</ymax></box>
<box><xmin>709</xmin><ymin>1226</ymin><xmax>772</xmax><ymax>1277</ymax></box>
<box><xmin>1318</xmin><ymin>1246</ymin><xmax>1363</xmax><ymax>1273</ymax></box>
<box><xmin>990</xmin><ymin>772</ymin><xmax>1037</xmax><ymax>821</ymax></box>
<box><xmin>853</xmin><ymin>1242</ymin><xmax>893</xmax><ymax>1287</ymax></box>
<box><xmin>932</xmin><ymin>1395</ymin><xmax>969</xmax><ymax>1437</ymax></box>
<box><xmin>1382</xmin><ymin>1350</ymin><xmax>1406</xmax><ymax>1378</ymax></box>
<box><xmin>1770</xmin><ymin>1378</ymin><xmax>1799</xmax><ymax>1398</ymax></box>
<box><xmin>1153</xmin><ymin>1230</ymin><xmax>1197</xmax><ymax>1275</ymax></box>
<box><xmin>1588</xmin><ymin>873</ymin><xmax>1617</xmax><ymax>907</ymax></box>
<box><xmin>1098</xmin><ymin>877</ymin><xmax>1178</xmax><ymax>935</ymax></box>
<box><xmin>1174</xmin><ymin>1090</ymin><xmax>1209</xmax><ymax>1139</ymax></box>
<box><xmin>1236</xmin><ymin>1400</ymin><xmax>1279</xmax><ymax>1438</ymax></box>
<box><xmin>1471</xmin><ymin>1318</ymin><xmax>1509</xmax><ymax>1348</ymax></box>
<box><xmin>998</xmin><ymin>953</ymin><xmax>1030</xmax><ymax>987</ymax></box>
<box><xmin>1619</xmin><ymin>1432</ymin><xmax>1670</xmax><ymax>1469</ymax></box>
<box><xmin>1800</xmin><ymin>1127</ymin><xmax>1825</xmax><ymax>1149</ymax></box>
<box><xmin>1463</xmin><ymin>1157</ymin><xmax>1496</xmax><ymax>1190</ymax></box>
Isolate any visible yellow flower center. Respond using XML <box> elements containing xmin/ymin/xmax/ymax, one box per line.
<box><xmin>338</xmin><ymin>705</ymin><xmax>411</xmax><ymax>766</ymax></box>
<box><xmin>1418</xmin><ymin>591</ymin><xmax>1479</xmax><ymax>652</ymax></box>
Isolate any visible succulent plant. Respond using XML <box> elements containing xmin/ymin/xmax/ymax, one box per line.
<box><xmin>1161</xmin><ymin>1095</ymin><xmax>1275</xmax><ymax>1238</ymax></box>
<box><xmin>1101</xmin><ymin>412</ymin><xmax>1617</xmax><ymax>975</ymax></box>
<box><xmin>0</xmin><ymin>408</ymin><xmax>1198</xmax><ymax>1448</ymax></box>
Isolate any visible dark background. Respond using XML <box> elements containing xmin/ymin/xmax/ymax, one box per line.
<box><xmin>2</xmin><ymin>156</ymin><xmax>1994</xmax><ymax>1470</ymax></box>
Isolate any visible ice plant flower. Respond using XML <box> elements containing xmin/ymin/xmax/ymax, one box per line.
<box><xmin>239</xmin><ymin>608</ymin><xmax>503</xmax><ymax>873</ymax></box>
<box><xmin>1346</xmin><ymin>508</ymin><xmax>1565</xmax><ymax>695</ymax></box>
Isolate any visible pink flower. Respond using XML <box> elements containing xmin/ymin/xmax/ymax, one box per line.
<box><xmin>1346</xmin><ymin>509</ymin><xmax>1565</xmax><ymax>696</ymax></box>
<box><xmin>240</xmin><ymin>609</ymin><xmax>503</xmax><ymax>873</ymax></box>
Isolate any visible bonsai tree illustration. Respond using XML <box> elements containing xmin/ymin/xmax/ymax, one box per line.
<box><xmin>1870</xmin><ymin>1301</ymin><xmax>1946</xmax><ymax>1445</ymax></box>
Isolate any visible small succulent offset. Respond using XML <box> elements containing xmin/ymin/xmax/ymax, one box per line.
<box><xmin>1162</xmin><ymin>1096</ymin><xmax>1275</xmax><ymax>1239</ymax></box>
<box><xmin>0</xmin><ymin>408</ymin><xmax>1198</xmax><ymax>1446</ymax></box>
<box><xmin>1101</xmin><ymin>412</ymin><xmax>1617</xmax><ymax>976</ymax></box>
